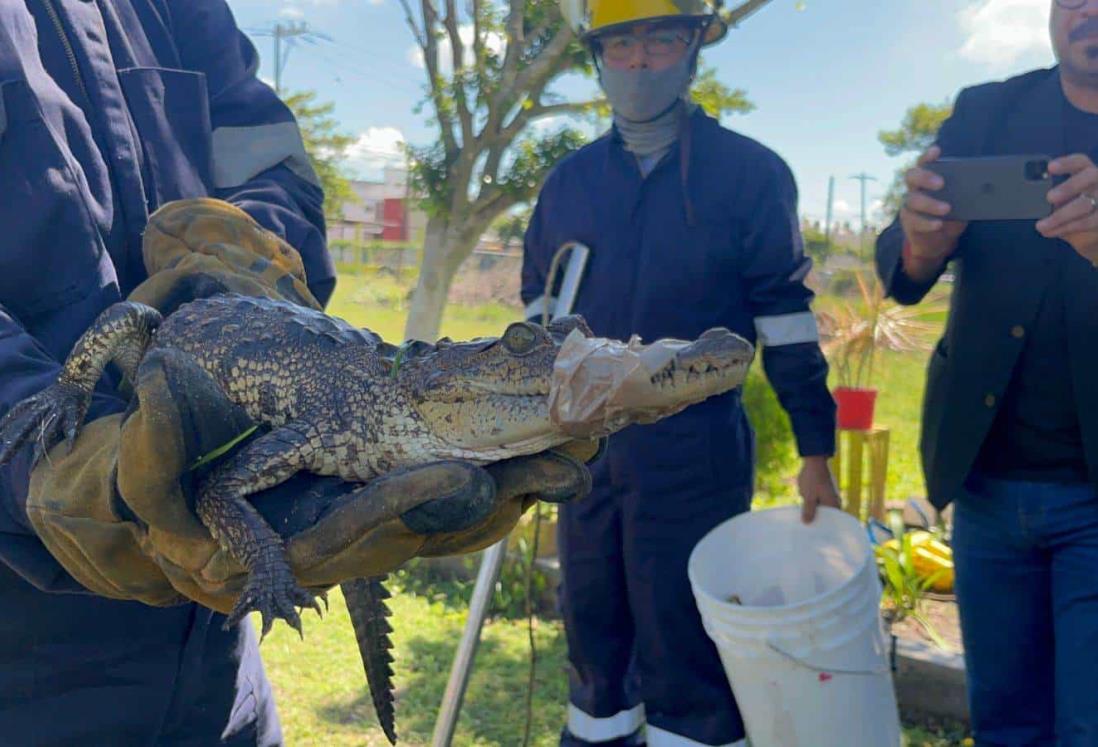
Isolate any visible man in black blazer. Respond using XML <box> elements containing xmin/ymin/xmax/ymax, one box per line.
<box><xmin>876</xmin><ymin>2</ymin><xmax>1098</xmax><ymax>743</ymax></box>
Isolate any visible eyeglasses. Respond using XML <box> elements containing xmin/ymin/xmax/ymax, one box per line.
<box><xmin>1056</xmin><ymin>0</ymin><xmax>1092</xmax><ymax>9</ymax></box>
<box><xmin>598</xmin><ymin>30</ymin><xmax>694</xmax><ymax>62</ymax></box>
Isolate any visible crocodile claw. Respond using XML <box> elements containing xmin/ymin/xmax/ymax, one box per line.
<box><xmin>225</xmin><ymin>562</ymin><xmax>323</xmax><ymax>640</ymax></box>
<box><xmin>0</xmin><ymin>382</ymin><xmax>88</xmax><ymax>467</ymax></box>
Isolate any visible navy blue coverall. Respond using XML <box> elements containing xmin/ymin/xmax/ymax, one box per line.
<box><xmin>0</xmin><ymin>2</ymin><xmax>333</xmax><ymax>744</ymax></box>
<box><xmin>521</xmin><ymin>108</ymin><xmax>835</xmax><ymax>747</ymax></box>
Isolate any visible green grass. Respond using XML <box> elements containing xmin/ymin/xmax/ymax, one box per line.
<box><xmin>255</xmin><ymin>268</ymin><xmax>965</xmax><ymax>745</ymax></box>
<box><xmin>259</xmin><ymin>583</ymin><xmax>969</xmax><ymax>746</ymax></box>
<box><xmin>324</xmin><ymin>265</ymin><xmax>521</xmax><ymax>343</ymax></box>
<box><xmin>259</xmin><ymin>584</ymin><xmax>571</xmax><ymax>746</ymax></box>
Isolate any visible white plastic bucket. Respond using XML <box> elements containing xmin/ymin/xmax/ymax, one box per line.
<box><xmin>687</xmin><ymin>506</ymin><xmax>901</xmax><ymax>747</ymax></box>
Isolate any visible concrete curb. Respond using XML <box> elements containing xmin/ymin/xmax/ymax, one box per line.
<box><xmin>893</xmin><ymin>636</ymin><xmax>969</xmax><ymax>723</ymax></box>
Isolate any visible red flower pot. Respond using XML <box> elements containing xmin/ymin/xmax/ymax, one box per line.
<box><xmin>834</xmin><ymin>387</ymin><xmax>877</xmax><ymax>430</ymax></box>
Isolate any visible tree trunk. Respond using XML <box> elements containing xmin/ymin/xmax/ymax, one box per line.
<box><xmin>403</xmin><ymin>215</ymin><xmax>476</xmax><ymax>342</ymax></box>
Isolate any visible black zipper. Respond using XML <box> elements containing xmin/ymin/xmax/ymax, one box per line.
<box><xmin>40</xmin><ymin>0</ymin><xmax>91</xmax><ymax>105</ymax></box>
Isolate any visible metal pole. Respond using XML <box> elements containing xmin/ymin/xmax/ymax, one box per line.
<box><xmin>430</xmin><ymin>242</ymin><xmax>591</xmax><ymax>746</ymax></box>
<box><xmin>430</xmin><ymin>539</ymin><xmax>508</xmax><ymax>747</ymax></box>
<box><xmin>848</xmin><ymin>172</ymin><xmax>877</xmax><ymax>255</ymax></box>
<box><xmin>247</xmin><ymin>21</ymin><xmax>330</xmax><ymax>96</ymax></box>
<box><xmin>824</xmin><ymin>175</ymin><xmax>834</xmax><ymax>251</ymax></box>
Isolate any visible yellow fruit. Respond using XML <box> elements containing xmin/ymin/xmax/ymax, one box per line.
<box><xmin>908</xmin><ymin>530</ymin><xmax>933</xmax><ymax>545</ymax></box>
<box><xmin>926</xmin><ymin>538</ymin><xmax>953</xmax><ymax>561</ymax></box>
<box><xmin>913</xmin><ymin>546</ymin><xmax>954</xmax><ymax>593</ymax></box>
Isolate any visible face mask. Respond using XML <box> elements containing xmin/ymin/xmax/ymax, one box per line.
<box><xmin>598</xmin><ymin>55</ymin><xmax>694</xmax><ymax>123</ymax></box>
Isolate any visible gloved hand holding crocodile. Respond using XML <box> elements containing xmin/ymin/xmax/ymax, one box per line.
<box><xmin>0</xmin><ymin>293</ymin><xmax>753</xmax><ymax>743</ymax></box>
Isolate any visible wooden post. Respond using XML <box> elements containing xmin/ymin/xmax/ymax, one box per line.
<box><xmin>845</xmin><ymin>430</ymin><xmax>865</xmax><ymax>520</ymax></box>
<box><xmin>867</xmin><ymin>429</ymin><xmax>890</xmax><ymax>522</ymax></box>
<box><xmin>835</xmin><ymin>427</ymin><xmax>890</xmax><ymax>523</ymax></box>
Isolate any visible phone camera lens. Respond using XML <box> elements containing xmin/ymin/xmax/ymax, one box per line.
<box><xmin>1025</xmin><ymin>160</ymin><xmax>1049</xmax><ymax>181</ymax></box>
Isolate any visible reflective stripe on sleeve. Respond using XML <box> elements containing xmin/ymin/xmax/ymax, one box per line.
<box><xmin>754</xmin><ymin>311</ymin><xmax>820</xmax><ymax>346</ymax></box>
<box><xmin>212</xmin><ymin>122</ymin><xmax>319</xmax><ymax>189</ymax></box>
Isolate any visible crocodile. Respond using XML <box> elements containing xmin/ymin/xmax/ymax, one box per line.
<box><xmin>0</xmin><ymin>293</ymin><xmax>754</xmax><ymax>743</ymax></box>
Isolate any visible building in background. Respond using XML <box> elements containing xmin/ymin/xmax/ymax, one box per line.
<box><xmin>328</xmin><ymin>166</ymin><xmax>427</xmax><ymax>247</ymax></box>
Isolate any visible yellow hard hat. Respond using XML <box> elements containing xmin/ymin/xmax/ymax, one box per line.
<box><xmin>560</xmin><ymin>0</ymin><xmax>728</xmax><ymax>45</ymax></box>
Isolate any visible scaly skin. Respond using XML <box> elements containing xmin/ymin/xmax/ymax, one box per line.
<box><xmin>0</xmin><ymin>292</ymin><xmax>755</xmax><ymax>744</ymax></box>
<box><xmin>341</xmin><ymin>577</ymin><xmax>397</xmax><ymax>744</ymax></box>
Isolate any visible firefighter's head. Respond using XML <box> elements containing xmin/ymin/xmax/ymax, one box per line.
<box><xmin>561</xmin><ymin>0</ymin><xmax>726</xmax><ymax>121</ymax></box>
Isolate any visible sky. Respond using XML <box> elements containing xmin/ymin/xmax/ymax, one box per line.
<box><xmin>223</xmin><ymin>0</ymin><xmax>1061</xmax><ymax>227</ymax></box>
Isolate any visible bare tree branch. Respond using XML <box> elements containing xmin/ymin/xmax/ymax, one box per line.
<box><xmin>509</xmin><ymin>27</ymin><xmax>574</xmax><ymax>110</ymax></box>
<box><xmin>503</xmin><ymin>97</ymin><xmax>598</xmax><ymax>144</ymax></box>
<box><xmin>497</xmin><ymin>0</ymin><xmax>527</xmax><ymax>101</ymax></box>
<box><xmin>483</xmin><ymin>0</ymin><xmax>530</xmax><ymax>144</ymax></box>
<box><xmin>472</xmin><ymin>0</ymin><xmax>485</xmax><ymax>84</ymax></box>
<box><xmin>398</xmin><ymin>0</ymin><xmax>427</xmax><ymax>48</ymax></box>
<box><xmin>442</xmin><ymin>0</ymin><xmax>475</xmax><ymax>149</ymax></box>
<box><xmin>481</xmin><ymin>23</ymin><xmax>575</xmax><ymax>164</ymax></box>
<box><xmin>481</xmin><ymin>72</ymin><xmax>551</xmax><ymax>186</ymax></box>
<box><xmin>528</xmin><ymin>99</ymin><xmax>602</xmax><ymax>121</ymax></box>
<box><xmin>420</xmin><ymin>0</ymin><xmax>459</xmax><ymax>158</ymax></box>
<box><xmin>725</xmin><ymin>0</ymin><xmax>773</xmax><ymax>27</ymax></box>
<box><xmin>469</xmin><ymin>185</ymin><xmax>521</xmax><ymax>226</ymax></box>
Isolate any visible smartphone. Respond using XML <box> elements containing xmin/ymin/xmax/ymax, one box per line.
<box><xmin>924</xmin><ymin>155</ymin><xmax>1056</xmax><ymax>221</ymax></box>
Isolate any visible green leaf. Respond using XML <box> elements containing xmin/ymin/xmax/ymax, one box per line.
<box><xmin>689</xmin><ymin>63</ymin><xmax>754</xmax><ymax>119</ymax></box>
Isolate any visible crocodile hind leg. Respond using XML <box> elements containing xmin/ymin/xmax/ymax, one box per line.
<box><xmin>342</xmin><ymin>576</ymin><xmax>398</xmax><ymax>744</ymax></box>
<box><xmin>196</xmin><ymin>423</ymin><xmax>325</xmax><ymax>638</ymax></box>
<box><xmin>0</xmin><ymin>302</ymin><xmax>161</xmax><ymax>466</ymax></box>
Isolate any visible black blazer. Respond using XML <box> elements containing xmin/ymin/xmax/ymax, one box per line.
<box><xmin>876</xmin><ymin>66</ymin><xmax>1098</xmax><ymax>509</ymax></box>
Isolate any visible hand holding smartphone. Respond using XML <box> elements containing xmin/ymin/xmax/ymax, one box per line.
<box><xmin>923</xmin><ymin>155</ymin><xmax>1058</xmax><ymax>222</ymax></box>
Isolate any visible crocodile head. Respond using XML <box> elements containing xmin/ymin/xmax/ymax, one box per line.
<box><xmin>389</xmin><ymin>315</ymin><xmax>754</xmax><ymax>463</ymax></box>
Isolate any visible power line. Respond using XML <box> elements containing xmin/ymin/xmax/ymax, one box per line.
<box><xmin>309</xmin><ymin>47</ymin><xmax>414</xmax><ymax>97</ymax></box>
<box><xmin>247</xmin><ymin>21</ymin><xmax>332</xmax><ymax>95</ymax></box>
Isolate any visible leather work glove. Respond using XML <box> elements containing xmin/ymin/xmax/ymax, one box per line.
<box><xmin>18</xmin><ymin>197</ymin><xmax>598</xmax><ymax>615</ymax></box>
<box><xmin>128</xmin><ymin>197</ymin><xmax>323</xmax><ymax>314</ymax></box>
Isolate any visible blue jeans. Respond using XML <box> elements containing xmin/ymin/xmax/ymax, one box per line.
<box><xmin>953</xmin><ymin>474</ymin><xmax>1098</xmax><ymax>747</ymax></box>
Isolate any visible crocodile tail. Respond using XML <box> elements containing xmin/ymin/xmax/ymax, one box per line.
<box><xmin>341</xmin><ymin>576</ymin><xmax>398</xmax><ymax>744</ymax></box>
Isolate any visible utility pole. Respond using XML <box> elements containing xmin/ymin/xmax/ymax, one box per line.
<box><xmin>824</xmin><ymin>175</ymin><xmax>835</xmax><ymax>252</ymax></box>
<box><xmin>249</xmin><ymin>21</ymin><xmax>331</xmax><ymax>95</ymax></box>
<box><xmin>849</xmin><ymin>172</ymin><xmax>877</xmax><ymax>255</ymax></box>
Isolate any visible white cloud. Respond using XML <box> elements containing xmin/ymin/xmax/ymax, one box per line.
<box><xmin>832</xmin><ymin>198</ymin><xmax>853</xmax><ymax>215</ymax></box>
<box><xmin>407</xmin><ymin>25</ymin><xmax>506</xmax><ymax>72</ymax></box>
<box><xmin>957</xmin><ymin>0</ymin><xmax>1053</xmax><ymax>67</ymax></box>
<box><xmin>343</xmin><ymin>127</ymin><xmax>407</xmax><ymax>178</ymax></box>
<box><xmin>279</xmin><ymin>6</ymin><xmax>305</xmax><ymax>18</ymax></box>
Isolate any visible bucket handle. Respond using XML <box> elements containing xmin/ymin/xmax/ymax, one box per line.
<box><xmin>765</xmin><ymin>640</ymin><xmax>892</xmax><ymax>677</ymax></box>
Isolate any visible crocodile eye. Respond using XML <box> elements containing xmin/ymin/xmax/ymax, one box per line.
<box><xmin>502</xmin><ymin>322</ymin><xmax>538</xmax><ymax>355</ymax></box>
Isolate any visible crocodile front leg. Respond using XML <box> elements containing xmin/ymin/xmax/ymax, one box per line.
<box><xmin>197</xmin><ymin>423</ymin><xmax>324</xmax><ymax>638</ymax></box>
<box><xmin>0</xmin><ymin>302</ymin><xmax>161</xmax><ymax>466</ymax></box>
